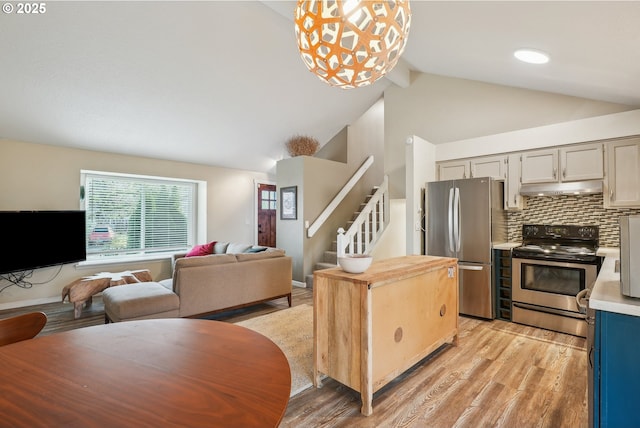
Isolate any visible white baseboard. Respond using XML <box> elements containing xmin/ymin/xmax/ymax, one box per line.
<box><xmin>292</xmin><ymin>280</ymin><xmax>307</xmax><ymax>288</ymax></box>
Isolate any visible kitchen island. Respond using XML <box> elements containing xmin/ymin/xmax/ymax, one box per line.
<box><xmin>589</xmin><ymin>248</ymin><xmax>640</xmax><ymax>428</ymax></box>
<box><xmin>313</xmin><ymin>255</ymin><xmax>458</xmax><ymax>416</ymax></box>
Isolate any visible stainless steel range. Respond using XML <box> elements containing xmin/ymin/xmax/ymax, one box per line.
<box><xmin>511</xmin><ymin>224</ymin><xmax>601</xmax><ymax>337</ymax></box>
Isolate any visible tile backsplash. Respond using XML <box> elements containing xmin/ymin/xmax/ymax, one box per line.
<box><xmin>507</xmin><ymin>193</ymin><xmax>640</xmax><ymax>247</ymax></box>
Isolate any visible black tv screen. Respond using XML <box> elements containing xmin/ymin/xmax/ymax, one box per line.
<box><xmin>0</xmin><ymin>211</ymin><xmax>87</xmax><ymax>274</ymax></box>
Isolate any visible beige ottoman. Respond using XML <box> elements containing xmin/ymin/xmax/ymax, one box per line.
<box><xmin>102</xmin><ymin>282</ymin><xmax>180</xmax><ymax>323</ymax></box>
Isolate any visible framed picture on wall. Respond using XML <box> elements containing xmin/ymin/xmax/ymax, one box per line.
<box><xmin>280</xmin><ymin>186</ymin><xmax>297</xmax><ymax>220</ymax></box>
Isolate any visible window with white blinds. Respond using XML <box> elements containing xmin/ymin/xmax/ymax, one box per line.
<box><xmin>81</xmin><ymin>171</ymin><xmax>198</xmax><ymax>258</ymax></box>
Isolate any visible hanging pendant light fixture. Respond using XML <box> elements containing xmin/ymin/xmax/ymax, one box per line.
<box><xmin>294</xmin><ymin>0</ymin><xmax>412</xmax><ymax>89</ymax></box>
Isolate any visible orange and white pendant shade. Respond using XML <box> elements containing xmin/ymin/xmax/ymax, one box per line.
<box><xmin>294</xmin><ymin>0</ymin><xmax>412</xmax><ymax>89</ymax></box>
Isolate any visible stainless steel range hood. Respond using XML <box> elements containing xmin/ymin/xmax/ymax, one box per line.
<box><xmin>519</xmin><ymin>180</ymin><xmax>603</xmax><ymax>196</ymax></box>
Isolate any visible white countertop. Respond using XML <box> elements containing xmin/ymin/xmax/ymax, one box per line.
<box><xmin>596</xmin><ymin>247</ymin><xmax>619</xmax><ymax>258</ymax></box>
<box><xmin>590</xmin><ymin>248</ymin><xmax>640</xmax><ymax>317</ymax></box>
<box><xmin>493</xmin><ymin>242</ymin><xmax>521</xmax><ymax>250</ymax></box>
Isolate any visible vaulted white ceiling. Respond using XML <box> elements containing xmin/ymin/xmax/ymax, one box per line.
<box><xmin>1</xmin><ymin>1</ymin><xmax>639</xmax><ymax>173</ymax></box>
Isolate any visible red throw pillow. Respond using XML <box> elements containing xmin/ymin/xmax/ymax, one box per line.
<box><xmin>185</xmin><ymin>241</ymin><xmax>216</xmax><ymax>257</ymax></box>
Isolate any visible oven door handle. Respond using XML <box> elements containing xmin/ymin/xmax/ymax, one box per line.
<box><xmin>576</xmin><ymin>288</ymin><xmax>590</xmax><ymax>314</ymax></box>
<box><xmin>513</xmin><ymin>302</ymin><xmax>586</xmax><ymax>320</ymax></box>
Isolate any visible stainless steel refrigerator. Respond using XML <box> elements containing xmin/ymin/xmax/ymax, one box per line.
<box><xmin>425</xmin><ymin>177</ymin><xmax>506</xmax><ymax>319</ymax></box>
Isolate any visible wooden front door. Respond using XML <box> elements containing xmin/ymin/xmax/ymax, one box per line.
<box><xmin>258</xmin><ymin>183</ymin><xmax>277</xmax><ymax>247</ymax></box>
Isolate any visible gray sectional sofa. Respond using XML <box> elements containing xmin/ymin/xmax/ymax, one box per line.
<box><xmin>102</xmin><ymin>243</ymin><xmax>292</xmax><ymax>322</ymax></box>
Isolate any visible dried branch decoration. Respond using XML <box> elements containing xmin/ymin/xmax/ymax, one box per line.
<box><xmin>285</xmin><ymin>135</ymin><xmax>319</xmax><ymax>157</ymax></box>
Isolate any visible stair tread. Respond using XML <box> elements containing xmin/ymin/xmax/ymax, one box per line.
<box><xmin>315</xmin><ymin>262</ymin><xmax>338</xmax><ymax>270</ymax></box>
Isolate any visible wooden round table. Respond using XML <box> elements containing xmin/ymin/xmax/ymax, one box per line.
<box><xmin>0</xmin><ymin>319</ymin><xmax>291</xmax><ymax>427</ymax></box>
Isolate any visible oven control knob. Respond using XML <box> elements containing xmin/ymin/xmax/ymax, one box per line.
<box><xmin>579</xmin><ymin>227</ymin><xmax>594</xmax><ymax>238</ymax></box>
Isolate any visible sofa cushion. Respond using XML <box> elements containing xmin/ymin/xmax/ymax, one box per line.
<box><xmin>235</xmin><ymin>249</ymin><xmax>285</xmax><ymax>262</ymax></box>
<box><xmin>174</xmin><ymin>253</ymin><xmax>237</xmax><ymax>270</ymax></box>
<box><xmin>213</xmin><ymin>242</ymin><xmax>229</xmax><ymax>254</ymax></box>
<box><xmin>245</xmin><ymin>246</ymin><xmax>267</xmax><ymax>253</ymax></box>
<box><xmin>103</xmin><ymin>282</ymin><xmax>179</xmax><ymax>321</ymax></box>
<box><xmin>159</xmin><ymin>278</ymin><xmax>173</xmax><ymax>290</ymax></box>
<box><xmin>185</xmin><ymin>241</ymin><xmax>216</xmax><ymax>257</ymax></box>
<box><xmin>226</xmin><ymin>243</ymin><xmax>253</xmax><ymax>254</ymax></box>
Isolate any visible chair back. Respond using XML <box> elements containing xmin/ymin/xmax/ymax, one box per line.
<box><xmin>0</xmin><ymin>311</ymin><xmax>47</xmax><ymax>346</ymax></box>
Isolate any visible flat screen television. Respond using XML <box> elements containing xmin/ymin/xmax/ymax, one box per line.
<box><xmin>0</xmin><ymin>210</ymin><xmax>87</xmax><ymax>274</ymax></box>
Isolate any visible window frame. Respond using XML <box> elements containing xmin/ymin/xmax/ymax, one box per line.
<box><xmin>80</xmin><ymin>170</ymin><xmax>206</xmax><ymax>264</ymax></box>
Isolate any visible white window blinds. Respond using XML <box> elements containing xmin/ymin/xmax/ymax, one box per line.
<box><xmin>82</xmin><ymin>172</ymin><xmax>197</xmax><ymax>257</ymax></box>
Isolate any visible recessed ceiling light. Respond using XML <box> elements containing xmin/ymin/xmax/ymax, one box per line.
<box><xmin>514</xmin><ymin>48</ymin><xmax>550</xmax><ymax>64</ymax></box>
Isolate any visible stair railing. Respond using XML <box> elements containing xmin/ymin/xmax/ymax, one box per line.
<box><xmin>307</xmin><ymin>155</ymin><xmax>374</xmax><ymax>238</ymax></box>
<box><xmin>337</xmin><ymin>175</ymin><xmax>388</xmax><ymax>258</ymax></box>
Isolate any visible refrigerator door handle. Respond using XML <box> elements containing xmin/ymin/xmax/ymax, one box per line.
<box><xmin>459</xmin><ymin>264</ymin><xmax>484</xmax><ymax>271</ymax></box>
<box><xmin>453</xmin><ymin>187</ymin><xmax>461</xmax><ymax>252</ymax></box>
<box><xmin>448</xmin><ymin>188</ymin><xmax>455</xmax><ymax>253</ymax></box>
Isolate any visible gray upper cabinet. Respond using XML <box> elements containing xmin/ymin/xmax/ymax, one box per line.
<box><xmin>521</xmin><ymin>144</ymin><xmax>603</xmax><ymax>184</ymax></box>
<box><xmin>470</xmin><ymin>155</ymin><xmax>507</xmax><ymax>180</ymax></box>
<box><xmin>520</xmin><ymin>149</ymin><xmax>560</xmax><ymax>184</ymax></box>
<box><xmin>437</xmin><ymin>142</ymin><xmax>606</xmax><ymax>210</ymax></box>
<box><xmin>560</xmin><ymin>143</ymin><xmax>604</xmax><ymax>182</ymax></box>
<box><xmin>604</xmin><ymin>138</ymin><xmax>640</xmax><ymax>208</ymax></box>
<box><xmin>438</xmin><ymin>160</ymin><xmax>469</xmax><ymax>180</ymax></box>
<box><xmin>505</xmin><ymin>154</ymin><xmax>524</xmax><ymax>210</ymax></box>
<box><xmin>438</xmin><ymin>156</ymin><xmax>506</xmax><ymax>181</ymax></box>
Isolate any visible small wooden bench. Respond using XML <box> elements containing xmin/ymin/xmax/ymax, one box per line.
<box><xmin>62</xmin><ymin>270</ymin><xmax>153</xmax><ymax>319</ymax></box>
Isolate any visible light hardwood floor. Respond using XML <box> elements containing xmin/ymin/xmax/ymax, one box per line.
<box><xmin>0</xmin><ymin>287</ymin><xmax>587</xmax><ymax>428</ymax></box>
<box><xmin>283</xmin><ymin>314</ymin><xmax>587</xmax><ymax>428</ymax></box>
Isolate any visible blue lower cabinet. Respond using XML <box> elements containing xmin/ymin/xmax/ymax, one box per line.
<box><xmin>594</xmin><ymin>310</ymin><xmax>640</xmax><ymax>427</ymax></box>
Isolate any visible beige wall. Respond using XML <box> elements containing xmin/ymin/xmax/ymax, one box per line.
<box><xmin>0</xmin><ymin>139</ymin><xmax>270</xmax><ymax>308</ymax></box>
<box><xmin>370</xmin><ymin>199</ymin><xmax>406</xmax><ymax>261</ymax></box>
<box><xmin>276</xmin><ymin>154</ymin><xmax>353</xmax><ymax>281</ymax></box>
<box><xmin>384</xmin><ymin>72</ymin><xmax>635</xmax><ymax>198</ymax></box>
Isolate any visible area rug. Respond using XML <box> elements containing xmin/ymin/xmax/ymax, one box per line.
<box><xmin>235</xmin><ymin>304</ymin><xmax>314</xmax><ymax>397</ymax></box>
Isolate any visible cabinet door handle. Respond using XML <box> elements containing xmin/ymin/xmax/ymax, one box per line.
<box><xmin>553</xmin><ymin>168</ymin><xmax>557</xmax><ymax>179</ymax></box>
<box><xmin>562</xmin><ymin>168</ymin><xmax>566</xmax><ymax>179</ymax></box>
<box><xmin>610</xmin><ymin>188</ymin><xmax>615</xmax><ymax>200</ymax></box>
<box><xmin>514</xmin><ymin>194</ymin><xmax>517</xmax><ymax>204</ymax></box>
